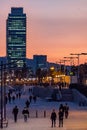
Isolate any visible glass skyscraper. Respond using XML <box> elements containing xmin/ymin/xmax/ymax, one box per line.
<box><xmin>6</xmin><ymin>7</ymin><xmax>26</xmax><ymax>68</ymax></box>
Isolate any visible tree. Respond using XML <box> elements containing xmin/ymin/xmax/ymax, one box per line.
<box><xmin>36</xmin><ymin>68</ymin><xmax>48</xmax><ymax>84</ymax></box>
<box><xmin>36</xmin><ymin>68</ymin><xmax>42</xmax><ymax>84</ymax></box>
<box><xmin>22</xmin><ymin>63</ymin><xmax>29</xmax><ymax>78</ymax></box>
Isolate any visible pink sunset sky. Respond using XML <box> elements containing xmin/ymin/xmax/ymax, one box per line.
<box><xmin>0</xmin><ymin>0</ymin><xmax>87</xmax><ymax>64</ymax></box>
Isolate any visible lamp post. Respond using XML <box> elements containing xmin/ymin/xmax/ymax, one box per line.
<box><xmin>3</xmin><ymin>64</ymin><xmax>6</xmax><ymax>120</ymax></box>
<box><xmin>0</xmin><ymin>61</ymin><xmax>3</xmax><ymax>128</ymax></box>
<box><xmin>57</xmin><ymin>60</ymin><xmax>62</xmax><ymax>72</ymax></box>
<box><xmin>64</xmin><ymin>56</ymin><xmax>78</xmax><ymax>72</ymax></box>
<box><xmin>64</xmin><ymin>56</ymin><xmax>78</xmax><ymax>84</ymax></box>
<box><xmin>70</xmin><ymin>53</ymin><xmax>87</xmax><ymax>83</ymax></box>
<box><xmin>0</xmin><ymin>60</ymin><xmax>18</xmax><ymax>128</ymax></box>
<box><xmin>59</xmin><ymin>59</ymin><xmax>69</xmax><ymax>87</ymax></box>
<box><xmin>81</xmin><ymin>53</ymin><xmax>87</xmax><ymax>55</ymax></box>
<box><xmin>60</xmin><ymin>59</ymin><xmax>68</xmax><ymax>74</ymax></box>
<box><xmin>70</xmin><ymin>53</ymin><xmax>82</xmax><ymax>83</ymax></box>
<box><xmin>0</xmin><ymin>62</ymin><xmax>7</xmax><ymax>128</ymax></box>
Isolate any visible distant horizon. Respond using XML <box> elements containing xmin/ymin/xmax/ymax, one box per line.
<box><xmin>1</xmin><ymin>0</ymin><xmax>87</xmax><ymax>64</ymax></box>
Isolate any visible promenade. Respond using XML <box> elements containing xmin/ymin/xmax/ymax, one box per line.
<box><xmin>2</xmin><ymin>109</ymin><xmax>87</xmax><ymax>130</ymax></box>
<box><xmin>1</xmin><ymin>86</ymin><xmax>87</xmax><ymax>130</ymax></box>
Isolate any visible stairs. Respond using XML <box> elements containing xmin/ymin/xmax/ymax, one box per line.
<box><xmin>61</xmin><ymin>88</ymin><xmax>73</xmax><ymax>101</ymax></box>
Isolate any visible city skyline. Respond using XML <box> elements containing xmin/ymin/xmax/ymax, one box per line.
<box><xmin>1</xmin><ymin>0</ymin><xmax>87</xmax><ymax>64</ymax></box>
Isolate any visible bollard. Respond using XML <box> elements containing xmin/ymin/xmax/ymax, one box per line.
<box><xmin>36</xmin><ymin>110</ymin><xmax>38</xmax><ymax>118</ymax></box>
<box><xmin>44</xmin><ymin>110</ymin><xmax>46</xmax><ymax>118</ymax></box>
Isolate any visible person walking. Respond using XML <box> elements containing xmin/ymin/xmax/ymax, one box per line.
<box><xmin>50</xmin><ymin>109</ymin><xmax>57</xmax><ymax>127</ymax></box>
<box><xmin>58</xmin><ymin>109</ymin><xmax>64</xmax><ymax>127</ymax></box>
<box><xmin>64</xmin><ymin>103</ymin><xmax>69</xmax><ymax>119</ymax></box>
<box><xmin>59</xmin><ymin>104</ymin><xmax>64</xmax><ymax>117</ymax></box>
<box><xmin>25</xmin><ymin>100</ymin><xmax>30</xmax><ymax>108</ymax></box>
<box><xmin>12</xmin><ymin>105</ymin><xmax>19</xmax><ymax>122</ymax></box>
<box><xmin>22</xmin><ymin>107</ymin><xmax>29</xmax><ymax>122</ymax></box>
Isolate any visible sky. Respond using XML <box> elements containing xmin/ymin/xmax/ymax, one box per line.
<box><xmin>1</xmin><ymin>0</ymin><xmax>87</xmax><ymax>64</ymax></box>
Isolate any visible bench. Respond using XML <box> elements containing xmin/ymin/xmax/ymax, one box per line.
<box><xmin>0</xmin><ymin>119</ymin><xmax>8</xmax><ymax>128</ymax></box>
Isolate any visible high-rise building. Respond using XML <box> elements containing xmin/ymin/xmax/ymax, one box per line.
<box><xmin>6</xmin><ymin>7</ymin><xmax>26</xmax><ymax>68</ymax></box>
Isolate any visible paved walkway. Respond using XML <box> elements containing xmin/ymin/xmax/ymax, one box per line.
<box><xmin>2</xmin><ymin>109</ymin><xmax>87</xmax><ymax>130</ymax></box>
<box><xmin>1</xmin><ymin>86</ymin><xmax>87</xmax><ymax>130</ymax></box>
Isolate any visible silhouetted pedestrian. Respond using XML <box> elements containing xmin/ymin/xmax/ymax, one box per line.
<box><xmin>64</xmin><ymin>103</ymin><xmax>69</xmax><ymax>119</ymax></box>
<box><xmin>59</xmin><ymin>104</ymin><xmax>64</xmax><ymax>117</ymax></box>
<box><xmin>29</xmin><ymin>95</ymin><xmax>32</xmax><ymax>103</ymax></box>
<box><xmin>8</xmin><ymin>95</ymin><xmax>11</xmax><ymax>103</ymax></box>
<box><xmin>12</xmin><ymin>105</ymin><xmax>19</xmax><ymax>122</ymax></box>
<box><xmin>33</xmin><ymin>96</ymin><xmax>37</xmax><ymax>103</ymax></box>
<box><xmin>58</xmin><ymin>109</ymin><xmax>64</xmax><ymax>127</ymax></box>
<box><xmin>25</xmin><ymin>100</ymin><xmax>30</xmax><ymax>108</ymax></box>
<box><xmin>22</xmin><ymin>107</ymin><xmax>29</xmax><ymax>122</ymax></box>
<box><xmin>16</xmin><ymin>93</ymin><xmax>18</xmax><ymax>99</ymax></box>
<box><xmin>18</xmin><ymin>92</ymin><xmax>21</xmax><ymax>99</ymax></box>
<box><xmin>50</xmin><ymin>109</ymin><xmax>57</xmax><ymax>127</ymax></box>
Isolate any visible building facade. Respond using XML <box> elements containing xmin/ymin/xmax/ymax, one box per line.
<box><xmin>6</xmin><ymin>7</ymin><xmax>26</xmax><ymax>68</ymax></box>
<box><xmin>33</xmin><ymin>55</ymin><xmax>47</xmax><ymax>74</ymax></box>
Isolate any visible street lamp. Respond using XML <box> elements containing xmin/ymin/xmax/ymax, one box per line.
<box><xmin>70</xmin><ymin>53</ymin><xmax>82</xmax><ymax>83</ymax></box>
<box><xmin>81</xmin><ymin>53</ymin><xmax>87</xmax><ymax>55</ymax></box>
<box><xmin>59</xmin><ymin>59</ymin><xmax>70</xmax><ymax>87</ymax></box>
<box><xmin>61</xmin><ymin>59</ymin><xmax>70</xmax><ymax>74</ymax></box>
<box><xmin>64</xmin><ymin>56</ymin><xmax>78</xmax><ymax>76</ymax></box>
<box><xmin>60</xmin><ymin>59</ymin><xmax>66</xmax><ymax>74</ymax></box>
<box><xmin>0</xmin><ymin>60</ymin><xmax>18</xmax><ymax>128</ymax></box>
<box><xmin>64</xmin><ymin>57</ymin><xmax>77</xmax><ymax>84</ymax></box>
<box><xmin>0</xmin><ymin>61</ymin><xmax>3</xmax><ymax>128</ymax></box>
<box><xmin>70</xmin><ymin>53</ymin><xmax>87</xmax><ymax>83</ymax></box>
<box><xmin>3</xmin><ymin>64</ymin><xmax>6</xmax><ymax>120</ymax></box>
<box><xmin>57</xmin><ymin>60</ymin><xmax>63</xmax><ymax>72</ymax></box>
<box><xmin>64</xmin><ymin>56</ymin><xmax>78</xmax><ymax>65</ymax></box>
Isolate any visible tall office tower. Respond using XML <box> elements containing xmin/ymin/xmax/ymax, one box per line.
<box><xmin>6</xmin><ymin>7</ymin><xmax>26</xmax><ymax>68</ymax></box>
